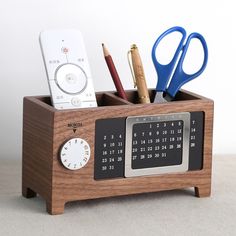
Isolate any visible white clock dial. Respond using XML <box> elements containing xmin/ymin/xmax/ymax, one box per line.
<box><xmin>60</xmin><ymin>138</ymin><xmax>90</xmax><ymax>170</ymax></box>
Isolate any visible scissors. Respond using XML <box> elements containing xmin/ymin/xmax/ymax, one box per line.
<box><xmin>152</xmin><ymin>26</ymin><xmax>208</xmax><ymax>103</ymax></box>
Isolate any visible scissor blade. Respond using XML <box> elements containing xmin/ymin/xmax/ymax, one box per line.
<box><xmin>153</xmin><ymin>92</ymin><xmax>172</xmax><ymax>103</ymax></box>
<box><xmin>154</xmin><ymin>92</ymin><xmax>167</xmax><ymax>103</ymax></box>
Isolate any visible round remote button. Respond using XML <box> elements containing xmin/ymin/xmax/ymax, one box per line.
<box><xmin>55</xmin><ymin>64</ymin><xmax>87</xmax><ymax>94</ymax></box>
<box><xmin>71</xmin><ymin>97</ymin><xmax>82</xmax><ymax>107</ymax></box>
<box><xmin>65</xmin><ymin>73</ymin><xmax>78</xmax><ymax>84</ymax></box>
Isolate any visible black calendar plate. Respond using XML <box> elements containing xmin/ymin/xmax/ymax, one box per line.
<box><xmin>94</xmin><ymin>118</ymin><xmax>126</xmax><ymax>180</ymax></box>
<box><xmin>188</xmin><ymin>111</ymin><xmax>204</xmax><ymax>170</ymax></box>
<box><xmin>131</xmin><ymin>120</ymin><xmax>184</xmax><ymax>169</ymax></box>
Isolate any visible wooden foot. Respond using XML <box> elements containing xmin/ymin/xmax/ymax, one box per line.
<box><xmin>195</xmin><ymin>185</ymin><xmax>211</xmax><ymax>198</ymax></box>
<box><xmin>22</xmin><ymin>186</ymin><xmax>37</xmax><ymax>198</ymax></box>
<box><xmin>46</xmin><ymin>201</ymin><xmax>65</xmax><ymax>215</ymax></box>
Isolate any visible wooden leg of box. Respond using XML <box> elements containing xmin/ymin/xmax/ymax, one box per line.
<box><xmin>194</xmin><ymin>185</ymin><xmax>211</xmax><ymax>198</ymax></box>
<box><xmin>46</xmin><ymin>201</ymin><xmax>65</xmax><ymax>215</ymax></box>
<box><xmin>22</xmin><ymin>186</ymin><xmax>37</xmax><ymax>198</ymax></box>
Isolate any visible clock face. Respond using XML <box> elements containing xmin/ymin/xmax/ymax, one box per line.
<box><xmin>60</xmin><ymin>138</ymin><xmax>90</xmax><ymax>170</ymax></box>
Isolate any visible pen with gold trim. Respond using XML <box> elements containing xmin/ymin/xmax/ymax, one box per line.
<box><xmin>128</xmin><ymin>44</ymin><xmax>150</xmax><ymax>103</ymax></box>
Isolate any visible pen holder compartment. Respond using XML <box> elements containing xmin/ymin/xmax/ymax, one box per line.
<box><xmin>96</xmin><ymin>92</ymin><xmax>131</xmax><ymax>106</ymax></box>
<box><xmin>22</xmin><ymin>90</ymin><xmax>214</xmax><ymax>215</ymax></box>
<box><xmin>114</xmin><ymin>89</ymin><xmax>200</xmax><ymax>104</ymax></box>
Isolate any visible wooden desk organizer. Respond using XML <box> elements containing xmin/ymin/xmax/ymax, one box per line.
<box><xmin>22</xmin><ymin>90</ymin><xmax>214</xmax><ymax>215</ymax></box>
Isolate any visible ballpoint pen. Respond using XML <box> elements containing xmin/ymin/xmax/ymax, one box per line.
<box><xmin>128</xmin><ymin>44</ymin><xmax>150</xmax><ymax>103</ymax></box>
<box><xmin>102</xmin><ymin>44</ymin><xmax>128</xmax><ymax>100</ymax></box>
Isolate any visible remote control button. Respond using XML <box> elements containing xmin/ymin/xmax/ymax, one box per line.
<box><xmin>55</xmin><ymin>64</ymin><xmax>87</xmax><ymax>94</ymax></box>
<box><xmin>65</xmin><ymin>73</ymin><xmax>78</xmax><ymax>84</ymax></box>
<box><xmin>71</xmin><ymin>97</ymin><xmax>82</xmax><ymax>107</ymax></box>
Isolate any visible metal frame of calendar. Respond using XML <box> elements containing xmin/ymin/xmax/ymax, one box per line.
<box><xmin>125</xmin><ymin>113</ymin><xmax>190</xmax><ymax>177</ymax></box>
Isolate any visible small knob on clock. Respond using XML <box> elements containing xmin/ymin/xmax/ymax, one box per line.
<box><xmin>60</xmin><ymin>138</ymin><xmax>90</xmax><ymax>170</ymax></box>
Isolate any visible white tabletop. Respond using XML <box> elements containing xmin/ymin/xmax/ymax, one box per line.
<box><xmin>0</xmin><ymin>155</ymin><xmax>236</xmax><ymax>236</ymax></box>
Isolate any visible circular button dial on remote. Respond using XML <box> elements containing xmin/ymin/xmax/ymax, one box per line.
<box><xmin>55</xmin><ymin>64</ymin><xmax>87</xmax><ymax>94</ymax></box>
<box><xmin>60</xmin><ymin>138</ymin><xmax>90</xmax><ymax>170</ymax></box>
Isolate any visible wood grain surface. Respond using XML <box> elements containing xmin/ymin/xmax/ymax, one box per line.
<box><xmin>22</xmin><ymin>90</ymin><xmax>214</xmax><ymax>214</ymax></box>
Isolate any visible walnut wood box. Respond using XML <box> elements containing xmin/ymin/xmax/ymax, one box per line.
<box><xmin>22</xmin><ymin>90</ymin><xmax>214</xmax><ymax>215</ymax></box>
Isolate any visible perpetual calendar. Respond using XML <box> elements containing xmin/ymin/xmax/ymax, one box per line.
<box><xmin>94</xmin><ymin>112</ymin><xmax>204</xmax><ymax>180</ymax></box>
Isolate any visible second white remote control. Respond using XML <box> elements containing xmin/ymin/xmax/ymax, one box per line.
<box><xmin>39</xmin><ymin>29</ymin><xmax>97</xmax><ymax>109</ymax></box>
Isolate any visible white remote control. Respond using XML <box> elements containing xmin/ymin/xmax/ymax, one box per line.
<box><xmin>39</xmin><ymin>29</ymin><xmax>97</xmax><ymax>109</ymax></box>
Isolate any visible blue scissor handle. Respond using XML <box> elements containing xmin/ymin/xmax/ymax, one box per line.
<box><xmin>152</xmin><ymin>26</ymin><xmax>187</xmax><ymax>92</ymax></box>
<box><xmin>167</xmin><ymin>32</ymin><xmax>208</xmax><ymax>97</ymax></box>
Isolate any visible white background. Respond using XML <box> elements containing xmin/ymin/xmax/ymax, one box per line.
<box><xmin>0</xmin><ymin>0</ymin><xmax>235</xmax><ymax>159</ymax></box>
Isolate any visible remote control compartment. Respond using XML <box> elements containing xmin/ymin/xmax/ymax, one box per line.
<box><xmin>22</xmin><ymin>89</ymin><xmax>214</xmax><ymax>215</ymax></box>
<box><xmin>34</xmin><ymin>92</ymin><xmax>131</xmax><ymax>108</ymax></box>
